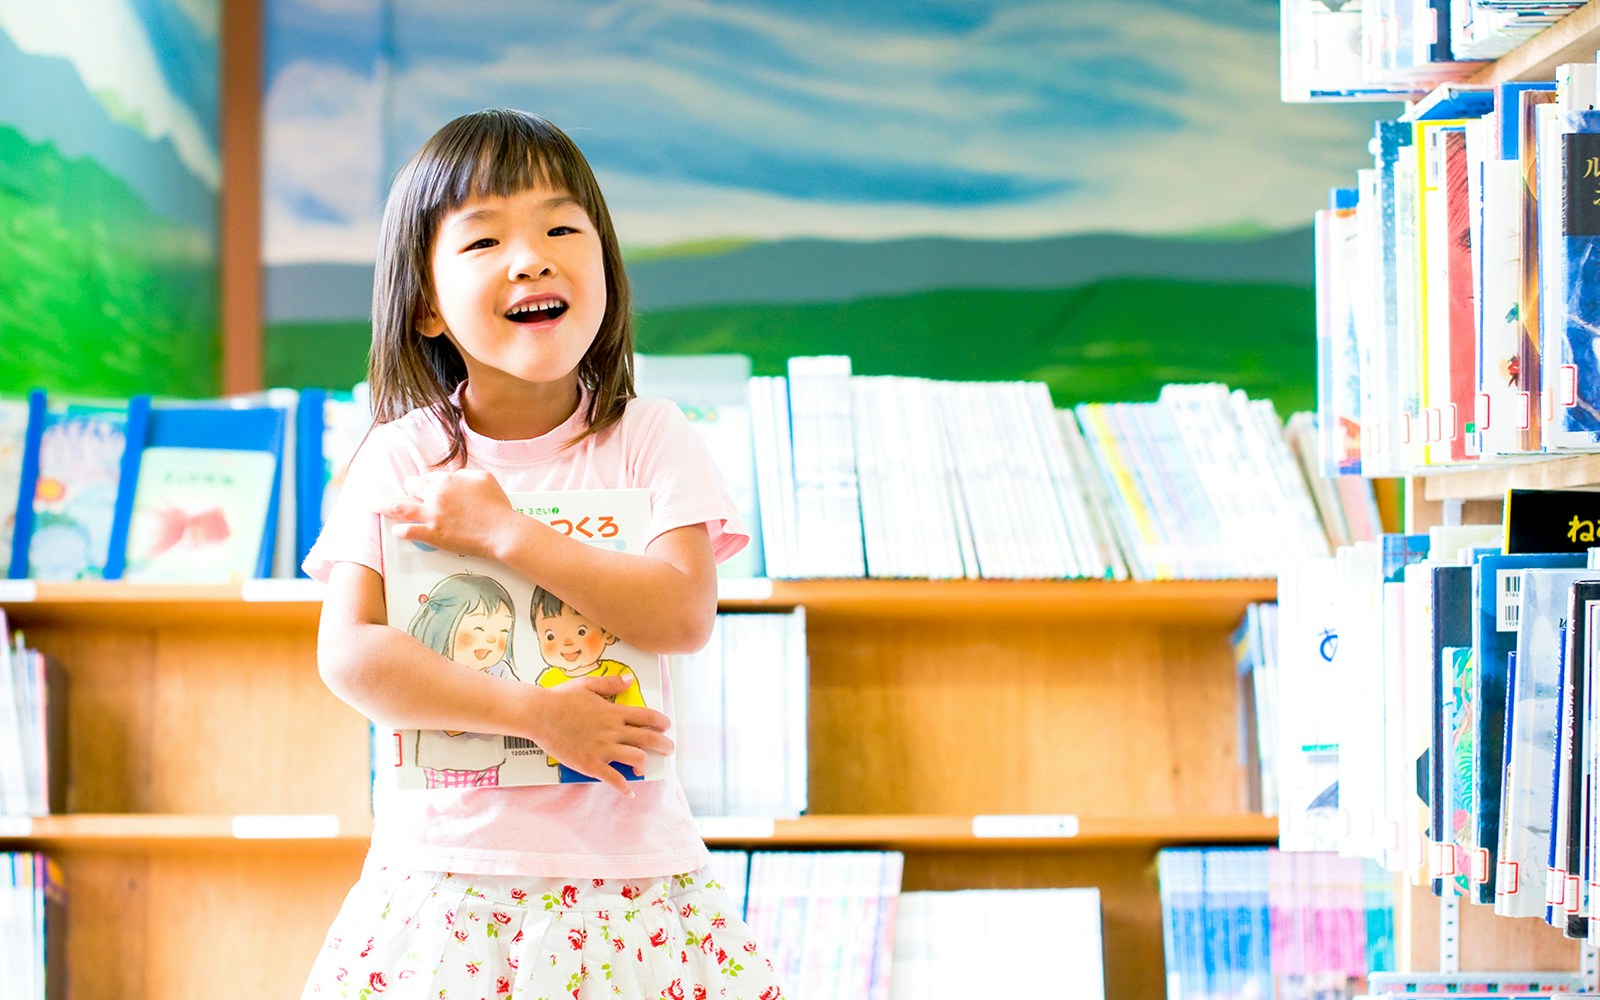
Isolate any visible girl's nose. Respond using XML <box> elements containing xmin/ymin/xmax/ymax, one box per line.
<box><xmin>508</xmin><ymin>240</ymin><xmax>554</xmax><ymax>281</ymax></box>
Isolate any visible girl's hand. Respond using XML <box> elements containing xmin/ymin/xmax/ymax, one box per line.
<box><xmin>379</xmin><ymin>469</ymin><xmax>520</xmax><ymax>559</ymax></box>
<box><xmin>526</xmin><ymin>673</ymin><xmax>674</xmax><ymax>796</ymax></box>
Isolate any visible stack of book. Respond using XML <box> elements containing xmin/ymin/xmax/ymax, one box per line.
<box><xmin>1157</xmin><ymin>846</ymin><xmax>1394</xmax><ymax>1000</ymax></box>
<box><xmin>2</xmin><ymin>852</ymin><xmax>65</xmax><ymax>1000</ymax></box>
<box><xmin>0</xmin><ymin>384</ymin><xmax>370</xmax><ymax>584</ymax></box>
<box><xmin>1272</xmin><ymin>491</ymin><xmax>1600</xmax><ymax>947</ymax></box>
<box><xmin>720</xmin><ymin>850</ymin><xmax>902</xmax><ymax>1000</ymax></box>
<box><xmin>0</xmin><ymin>613</ymin><xmax>62</xmax><ymax>818</ymax></box>
<box><xmin>1312</xmin><ymin>60</ymin><xmax>1600</xmax><ymax>479</ymax></box>
<box><xmin>669</xmin><ymin>610</ymin><xmax>808</xmax><ymax>819</ymax></box>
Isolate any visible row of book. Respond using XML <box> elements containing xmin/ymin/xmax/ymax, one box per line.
<box><xmin>1281</xmin><ymin>0</ymin><xmax>1583</xmax><ymax>102</ymax></box>
<box><xmin>1313</xmin><ymin>59</ymin><xmax>1600</xmax><ymax>479</ymax></box>
<box><xmin>0</xmin><ymin>385</ymin><xmax>368</xmax><ymax>584</ymax></box>
<box><xmin>704</xmin><ymin>849</ymin><xmax>1107</xmax><ymax>1000</ymax></box>
<box><xmin>736</xmin><ymin>355</ymin><xmax>1343</xmax><ymax>581</ymax></box>
<box><xmin>2</xmin><ymin>852</ymin><xmax>64</xmax><ymax>1000</ymax></box>
<box><xmin>670</xmin><ymin>611</ymin><xmax>808</xmax><ymax>820</ymax></box>
<box><xmin>0</xmin><ymin>615</ymin><xmax>60</xmax><ymax>818</ymax></box>
<box><xmin>1157</xmin><ymin>846</ymin><xmax>1395</xmax><ymax>1000</ymax></box>
<box><xmin>1271</xmin><ymin>504</ymin><xmax>1600</xmax><ymax>942</ymax></box>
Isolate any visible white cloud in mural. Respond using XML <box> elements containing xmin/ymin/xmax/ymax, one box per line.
<box><xmin>267</xmin><ymin>0</ymin><xmax>1394</xmax><ymax>256</ymax></box>
<box><xmin>0</xmin><ymin>0</ymin><xmax>220</xmax><ymax>188</ymax></box>
<box><xmin>262</xmin><ymin>59</ymin><xmax>384</xmax><ymax>265</ymax></box>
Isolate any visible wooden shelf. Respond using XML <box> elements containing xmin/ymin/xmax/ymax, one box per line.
<box><xmin>0</xmin><ymin>576</ymin><xmax>1276</xmax><ymax>628</ymax></box>
<box><xmin>2</xmin><ymin>811</ymin><xmax>1276</xmax><ymax>853</ymax></box>
<box><xmin>1468</xmin><ymin>0</ymin><xmax>1600</xmax><ymax>85</ymax></box>
<box><xmin>1420</xmin><ymin>453</ymin><xmax>1600</xmax><ymax>501</ymax></box>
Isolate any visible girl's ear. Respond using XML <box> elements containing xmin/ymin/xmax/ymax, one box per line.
<box><xmin>416</xmin><ymin>298</ymin><xmax>447</xmax><ymax>338</ymax></box>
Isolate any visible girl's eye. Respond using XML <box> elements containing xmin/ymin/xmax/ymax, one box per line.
<box><xmin>465</xmin><ymin>237</ymin><xmax>497</xmax><ymax>251</ymax></box>
<box><xmin>548</xmin><ymin>226</ymin><xmax>576</xmax><ymax>237</ymax></box>
<box><xmin>576</xmin><ymin>626</ymin><xmax>588</xmax><ymax>636</ymax></box>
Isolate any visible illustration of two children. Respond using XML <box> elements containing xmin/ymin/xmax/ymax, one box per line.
<box><xmin>406</xmin><ymin>573</ymin><xmax>645</xmax><ymax>788</ymax></box>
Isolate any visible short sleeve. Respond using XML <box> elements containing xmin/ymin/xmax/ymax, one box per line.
<box><xmin>627</xmin><ymin>399</ymin><xmax>750</xmax><ymax>566</ymax></box>
<box><xmin>300</xmin><ymin>421</ymin><xmax>423</xmax><ymax>583</ymax></box>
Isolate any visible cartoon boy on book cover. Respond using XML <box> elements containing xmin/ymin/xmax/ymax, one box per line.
<box><xmin>407</xmin><ymin>572</ymin><xmax>518</xmax><ymax>788</ymax></box>
<box><xmin>527</xmin><ymin>584</ymin><xmax>646</xmax><ymax>783</ymax></box>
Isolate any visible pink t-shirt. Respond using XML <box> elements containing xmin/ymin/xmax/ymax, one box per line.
<box><xmin>303</xmin><ymin>391</ymin><xmax>748</xmax><ymax>878</ymax></box>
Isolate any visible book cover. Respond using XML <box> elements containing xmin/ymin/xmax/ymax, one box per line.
<box><xmin>293</xmin><ymin>385</ymin><xmax>371</xmax><ymax>578</ymax></box>
<box><xmin>1515</xmin><ymin>88</ymin><xmax>1560</xmax><ymax>453</ymax></box>
<box><xmin>1442</xmin><ymin>126</ymin><xmax>1480</xmax><ymax>462</ymax></box>
<box><xmin>116</xmin><ymin>403</ymin><xmax>288</xmax><ymax>583</ymax></box>
<box><xmin>1503</xmin><ymin>487</ymin><xmax>1600</xmax><ymax>554</ymax></box>
<box><xmin>383</xmin><ymin>488</ymin><xmax>664</xmax><ymax>789</ymax></box>
<box><xmin>1472</xmin><ymin>550</ymin><xmax>1587</xmax><ymax>904</ymax></box>
<box><xmin>1542</xmin><ymin>112</ymin><xmax>1600</xmax><ymax>448</ymax></box>
<box><xmin>1430</xmin><ymin>564</ymin><xmax>1474</xmax><ymax>895</ymax></box>
<box><xmin>19</xmin><ymin>393</ymin><xmax>148</xmax><ymax>582</ymax></box>
<box><xmin>1555</xmin><ymin>578</ymin><xmax>1600</xmax><ymax>937</ymax></box>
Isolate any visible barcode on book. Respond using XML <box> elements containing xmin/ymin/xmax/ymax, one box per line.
<box><xmin>503</xmin><ymin>736</ymin><xmax>545</xmax><ymax>753</ymax></box>
<box><xmin>1497</xmin><ymin>570</ymin><xmax>1523</xmax><ymax>632</ymax></box>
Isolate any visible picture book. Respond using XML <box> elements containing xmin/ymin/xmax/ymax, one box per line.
<box><xmin>12</xmin><ymin>392</ymin><xmax>148</xmax><ymax>582</ymax></box>
<box><xmin>116</xmin><ymin>402</ymin><xmax>288</xmax><ymax>583</ymax></box>
<box><xmin>382</xmin><ymin>488</ymin><xmax>664</xmax><ymax>790</ymax></box>
<box><xmin>1553</xmin><ymin>578</ymin><xmax>1600</xmax><ymax>936</ymax></box>
<box><xmin>0</xmin><ymin>398</ymin><xmax>30</xmax><ymax>575</ymax></box>
<box><xmin>1430</xmin><ymin>564</ymin><xmax>1474</xmax><ymax>895</ymax></box>
<box><xmin>1538</xmin><ymin>109</ymin><xmax>1600</xmax><ymax>450</ymax></box>
<box><xmin>293</xmin><ymin>384</ymin><xmax>371</xmax><ymax>577</ymax></box>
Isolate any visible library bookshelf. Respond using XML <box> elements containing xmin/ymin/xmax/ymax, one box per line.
<box><xmin>0</xmin><ymin>576</ymin><xmax>1275</xmax><ymax>998</ymax></box>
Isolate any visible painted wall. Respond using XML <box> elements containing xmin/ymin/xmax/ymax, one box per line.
<box><xmin>263</xmin><ymin>0</ymin><xmax>1398</xmax><ymax>413</ymax></box>
<box><xmin>0</xmin><ymin>0</ymin><xmax>221</xmax><ymax>399</ymax></box>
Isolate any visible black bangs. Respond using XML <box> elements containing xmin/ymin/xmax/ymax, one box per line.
<box><xmin>422</xmin><ymin>109</ymin><xmax>591</xmax><ymax>226</ymax></box>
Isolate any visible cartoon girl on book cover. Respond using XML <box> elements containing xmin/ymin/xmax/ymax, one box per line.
<box><xmin>407</xmin><ymin>572</ymin><xmax>518</xmax><ymax>788</ymax></box>
<box><xmin>527</xmin><ymin>584</ymin><xmax>646</xmax><ymax>783</ymax></box>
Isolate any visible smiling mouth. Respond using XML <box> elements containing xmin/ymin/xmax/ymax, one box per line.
<box><xmin>506</xmin><ymin>300</ymin><xmax>569</xmax><ymax>323</ymax></box>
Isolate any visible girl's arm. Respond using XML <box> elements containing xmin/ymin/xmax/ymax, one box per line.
<box><xmin>316</xmin><ymin>560</ymin><xmax>674</xmax><ymax>795</ymax></box>
<box><xmin>382</xmin><ymin>469</ymin><xmax>719</xmax><ymax>653</ymax></box>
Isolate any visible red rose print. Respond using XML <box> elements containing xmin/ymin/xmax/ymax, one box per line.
<box><xmin>665</xmin><ymin>979</ymin><xmax>685</xmax><ymax>1000</ymax></box>
<box><xmin>454</xmin><ymin>930</ymin><xmax>468</xmax><ymax>943</ymax></box>
<box><xmin>699</xmin><ymin>933</ymin><xmax>714</xmax><ymax>954</ymax></box>
<box><xmin>492</xmin><ymin>911</ymin><xmax>512</xmax><ymax>925</ymax></box>
<box><xmin>593</xmin><ymin>878</ymin><xmax>605</xmax><ymax>887</ymax></box>
<box><xmin>597</xmin><ymin>909</ymin><xmax>610</xmax><ymax>922</ymax></box>
<box><xmin>711</xmin><ymin>916</ymin><xmax>726</xmax><ymax>929</ymax></box>
<box><xmin>621</xmin><ymin>884</ymin><xmax>640</xmax><ymax>900</ymax></box>
<box><xmin>360</xmin><ymin>937</ymin><xmax>374</xmax><ymax>958</ymax></box>
<box><xmin>560</xmin><ymin>885</ymin><xmax>579</xmax><ymax>907</ymax></box>
<box><xmin>680</xmin><ymin>903</ymin><xmax>694</xmax><ymax>918</ymax></box>
<box><xmin>444</xmin><ymin>911</ymin><xmax>456</xmax><ymax>927</ymax></box>
<box><xmin>508</xmin><ymin>955</ymin><xmax>520</xmax><ymax>970</ymax></box>
<box><xmin>510</xmin><ymin>888</ymin><xmax>528</xmax><ymax>902</ymax></box>
<box><xmin>511</xmin><ymin>929</ymin><xmax>524</xmax><ymax>944</ymax></box>
<box><xmin>368</xmin><ymin>971</ymin><xmax>387</xmax><ymax>992</ymax></box>
<box><xmin>613</xmin><ymin>937</ymin><xmax>626</xmax><ymax>952</ymax></box>
<box><xmin>568</xmin><ymin>928</ymin><xmax>587</xmax><ymax>950</ymax></box>
<box><xmin>694</xmin><ymin>987</ymin><xmax>708</xmax><ymax>1000</ymax></box>
<box><xmin>397</xmin><ymin>971</ymin><xmax>415</xmax><ymax>980</ymax></box>
<box><xmin>636</xmin><ymin>947</ymin><xmax>645</xmax><ymax>962</ymax></box>
<box><xmin>743</xmin><ymin>941</ymin><xmax>758</xmax><ymax>954</ymax></box>
<box><xmin>681</xmin><ymin>950</ymin><xmax>689</xmax><ymax>963</ymax></box>
<box><xmin>715</xmin><ymin>948</ymin><xmax>727</xmax><ymax>965</ymax></box>
<box><xmin>465</xmin><ymin>960</ymin><xmax>481</xmax><ymax>977</ymax></box>
<box><xmin>650</xmin><ymin>928</ymin><xmax>668</xmax><ymax>948</ymax></box>
<box><xmin>759</xmin><ymin>988</ymin><xmax>782</xmax><ymax>1000</ymax></box>
<box><xmin>497</xmin><ymin>977</ymin><xmax>511</xmax><ymax>994</ymax></box>
<box><xmin>334</xmin><ymin>968</ymin><xmax>347</xmax><ymax>982</ymax></box>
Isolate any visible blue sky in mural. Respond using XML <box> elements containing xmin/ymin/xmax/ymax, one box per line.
<box><xmin>262</xmin><ymin>0</ymin><xmax>1396</xmax><ymax>263</ymax></box>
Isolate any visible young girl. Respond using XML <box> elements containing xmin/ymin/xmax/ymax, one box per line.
<box><xmin>300</xmin><ymin>108</ymin><xmax>784</xmax><ymax>999</ymax></box>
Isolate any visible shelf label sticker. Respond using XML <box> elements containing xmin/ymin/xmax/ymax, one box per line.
<box><xmin>972</xmin><ymin>814</ymin><xmax>1079</xmax><ymax>839</ymax></box>
<box><xmin>241</xmin><ymin>579</ymin><xmax>325</xmax><ymax>603</ymax></box>
<box><xmin>0</xmin><ymin>816</ymin><xmax>33</xmax><ymax>837</ymax></box>
<box><xmin>694</xmin><ymin>816</ymin><xmax>775</xmax><ymax>840</ymax></box>
<box><xmin>716</xmin><ymin>578</ymin><xmax>774</xmax><ymax>601</ymax></box>
<box><xmin>0</xmin><ymin>581</ymin><xmax>38</xmax><ymax>603</ymax></box>
<box><xmin>231</xmin><ymin>814</ymin><xmax>340</xmax><ymax>839</ymax></box>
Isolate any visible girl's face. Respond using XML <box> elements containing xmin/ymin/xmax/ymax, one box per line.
<box><xmin>422</xmin><ymin>182</ymin><xmax>607</xmax><ymax>411</ymax></box>
<box><xmin>450</xmin><ymin>602</ymin><xmax>513</xmax><ymax>671</ymax></box>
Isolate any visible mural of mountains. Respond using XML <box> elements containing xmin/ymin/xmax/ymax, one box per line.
<box><xmin>266</xmin><ymin>227</ymin><xmax>1315</xmax><ymax>414</ymax></box>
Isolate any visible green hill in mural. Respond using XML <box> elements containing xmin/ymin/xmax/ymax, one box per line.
<box><xmin>0</xmin><ymin>124</ymin><xmax>217</xmax><ymax>399</ymax></box>
<box><xmin>268</xmin><ymin>277</ymin><xmax>1313</xmax><ymax>414</ymax></box>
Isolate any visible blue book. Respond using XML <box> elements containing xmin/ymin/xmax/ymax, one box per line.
<box><xmin>12</xmin><ymin>392</ymin><xmax>149</xmax><ymax>581</ymax></box>
<box><xmin>1470</xmin><ymin>549</ymin><xmax>1587</xmax><ymax>903</ymax></box>
<box><xmin>114</xmin><ymin>402</ymin><xmax>288</xmax><ymax>582</ymax></box>
<box><xmin>1541</xmin><ymin>109</ymin><xmax>1600</xmax><ymax>449</ymax></box>
<box><xmin>1430</xmin><ymin>565</ymin><xmax>1474</xmax><ymax>896</ymax></box>
<box><xmin>1498</xmin><ymin>80</ymin><xmax>1557</xmax><ymax>161</ymax></box>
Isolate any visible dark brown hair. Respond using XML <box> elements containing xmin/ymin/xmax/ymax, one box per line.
<box><xmin>367</xmin><ymin>109</ymin><xmax>634</xmax><ymax>465</ymax></box>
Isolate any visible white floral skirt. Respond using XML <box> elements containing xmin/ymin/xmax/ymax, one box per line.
<box><xmin>300</xmin><ymin>867</ymin><xmax>785</xmax><ymax>1000</ymax></box>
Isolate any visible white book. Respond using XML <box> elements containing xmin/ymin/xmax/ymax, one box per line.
<box><xmin>784</xmin><ymin>608</ymin><xmax>809</xmax><ymax>820</ymax></box>
<box><xmin>1054</xmin><ymin>408</ymin><xmax>1131</xmax><ymax>580</ymax></box>
<box><xmin>382</xmin><ymin>488</ymin><xmax>667</xmax><ymax>790</ymax></box>
<box><xmin>900</xmin><ymin>378</ymin><xmax>967</xmax><ymax>579</ymax></box>
<box><xmin>850</xmin><ymin>377</ymin><xmax>900</xmax><ymax>578</ymax></box>
<box><xmin>0</xmin><ymin>614</ymin><xmax>29</xmax><ymax>817</ymax></box>
<box><xmin>786</xmin><ymin>356</ymin><xmax>865</xmax><ymax>578</ymax></box>
<box><xmin>748</xmin><ymin>376</ymin><xmax>795</xmax><ymax>578</ymax></box>
<box><xmin>1276</xmin><ymin>556</ymin><xmax>1345</xmax><ymax>852</ymax></box>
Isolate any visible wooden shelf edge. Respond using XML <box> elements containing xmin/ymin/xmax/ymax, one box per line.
<box><xmin>0</xmin><ymin>578</ymin><xmax>1277</xmax><ymax>626</ymax></box>
<box><xmin>1467</xmin><ymin>0</ymin><xmax>1600</xmax><ymax>85</ymax></box>
<box><xmin>1420</xmin><ymin>454</ymin><xmax>1600</xmax><ymax>501</ymax></box>
<box><xmin>704</xmin><ymin>814</ymin><xmax>1279</xmax><ymax>850</ymax></box>
<box><xmin>6</xmin><ymin>812</ymin><xmax>1277</xmax><ymax>852</ymax></box>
